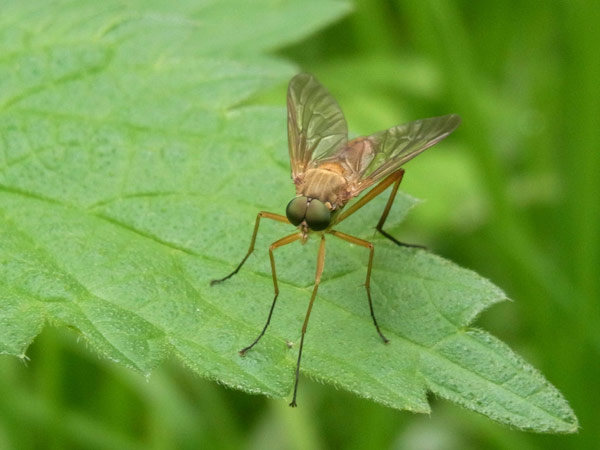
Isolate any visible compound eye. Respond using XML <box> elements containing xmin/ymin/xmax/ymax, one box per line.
<box><xmin>305</xmin><ymin>199</ymin><xmax>331</xmax><ymax>231</ymax></box>
<box><xmin>286</xmin><ymin>196</ymin><xmax>308</xmax><ymax>226</ymax></box>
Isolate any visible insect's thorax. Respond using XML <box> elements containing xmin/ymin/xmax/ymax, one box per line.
<box><xmin>296</xmin><ymin>163</ymin><xmax>349</xmax><ymax>209</ymax></box>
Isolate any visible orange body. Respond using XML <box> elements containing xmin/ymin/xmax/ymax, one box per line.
<box><xmin>296</xmin><ymin>162</ymin><xmax>349</xmax><ymax>210</ymax></box>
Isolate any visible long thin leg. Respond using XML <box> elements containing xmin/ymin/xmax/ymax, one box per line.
<box><xmin>290</xmin><ymin>234</ymin><xmax>326</xmax><ymax>407</ymax></box>
<box><xmin>335</xmin><ymin>170</ymin><xmax>404</xmax><ymax>224</ymax></box>
<box><xmin>374</xmin><ymin>171</ymin><xmax>424</xmax><ymax>249</ymax></box>
<box><xmin>328</xmin><ymin>230</ymin><xmax>389</xmax><ymax>344</ymax></box>
<box><xmin>335</xmin><ymin>169</ymin><xmax>423</xmax><ymax>248</ymax></box>
<box><xmin>210</xmin><ymin>211</ymin><xmax>290</xmax><ymax>285</ymax></box>
<box><xmin>240</xmin><ymin>232</ymin><xmax>301</xmax><ymax>355</ymax></box>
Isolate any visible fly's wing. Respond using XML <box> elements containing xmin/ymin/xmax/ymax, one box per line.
<box><xmin>287</xmin><ymin>73</ymin><xmax>348</xmax><ymax>179</ymax></box>
<box><xmin>338</xmin><ymin>114</ymin><xmax>461</xmax><ymax>194</ymax></box>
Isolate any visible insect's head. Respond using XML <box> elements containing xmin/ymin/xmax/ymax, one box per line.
<box><xmin>286</xmin><ymin>196</ymin><xmax>331</xmax><ymax>231</ymax></box>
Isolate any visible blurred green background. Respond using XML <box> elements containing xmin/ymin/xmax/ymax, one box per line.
<box><xmin>1</xmin><ymin>0</ymin><xmax>598</xmax><ymax>448</ymax></box>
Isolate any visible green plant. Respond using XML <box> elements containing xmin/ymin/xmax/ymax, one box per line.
<box><xmin>0</xmin><ymin>1</ymin><xmax>581</xmax><ymax>445</ymax></box>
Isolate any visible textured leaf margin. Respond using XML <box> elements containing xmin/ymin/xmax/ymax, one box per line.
<box><xmin>0</xmin><ymin>0</ymin><xmax>577</xmax><ymax>433</ymax></box>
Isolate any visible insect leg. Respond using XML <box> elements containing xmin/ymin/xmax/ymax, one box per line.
<box><xmin>290</xmin><ymin>234</ymin><xmax>326</xmax><ymax>407</ymax></box>
<box><xmin>335</xmin><ymin>170</ymin><xmax>404</xmax><ymax>224</ymax></box>
<box><xmin>328</xmin><ymin>230</ymin><xmax>389</xmax><ymax>344</ymax></box>
<box><xmin>240</xmin><ymin>232</ymin><xmax>301</xmax><ymax>355</ymax></box>
<box><xmin>374</xmin><ymin>170</ymin><xmax>424</xmax><ymax>249</ymax></box>
<box><xmin>210</xmin><ymin>212</ymin><xmax>290</xmax><ymax>285</ymax></box>
<box><xmin>335</xmin><ymin>169</ymin><xmax>423</xmax><ymax>248</ymax></box>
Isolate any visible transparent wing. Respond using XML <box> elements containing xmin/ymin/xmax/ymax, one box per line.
<box><xmin>335</xmin><ymin>114</ymin><xmax>461</xmax><ymax>194</ymax></box>
<box><xmin>287</xmin><ymin>73</ymin><xmax>348</xmax><ymax>179</ymax></box>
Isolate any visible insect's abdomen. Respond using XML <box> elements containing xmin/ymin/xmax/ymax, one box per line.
<box><xmin>297</xmin><ymin>165</ymin><xmax>348</xmax><ymax>208</ymax></box>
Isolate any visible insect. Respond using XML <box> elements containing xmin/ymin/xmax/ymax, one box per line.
<box><xmin>211</xmin><ymin>73</ymin><xmax>461</xmax><ymax>407</ymax></box>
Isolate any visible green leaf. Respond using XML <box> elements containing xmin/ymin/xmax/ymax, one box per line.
<box><xmin>0</xmin><ymin>0</ymin><xmax>577</xmax><ymax>433</ymax></box>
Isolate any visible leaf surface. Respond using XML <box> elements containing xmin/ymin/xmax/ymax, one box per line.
<box><xmin>0</xmin><ymin>0</ymin><xmax>577</xmax><ymax>433</ymax></box>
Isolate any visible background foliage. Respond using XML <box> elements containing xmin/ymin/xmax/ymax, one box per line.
<box><xmin>1</xmin><ymin>0</ymin><xmax>598</xmax><ymax>448</ymax></box>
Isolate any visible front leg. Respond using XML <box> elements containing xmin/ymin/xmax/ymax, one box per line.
<box><xmin>239</xmin><ymin>232</ymin><xmax>301</xmax><ymax>355</ymax></box>
<box><xmin>290</xmin><ymin>234</ymin><xmax>326</xmax><ymax>407</ymax></box>
<box><xmin>210</xmin><ymin>211</ymin><xmax>290</xmax><ymax>285</ymax></box>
